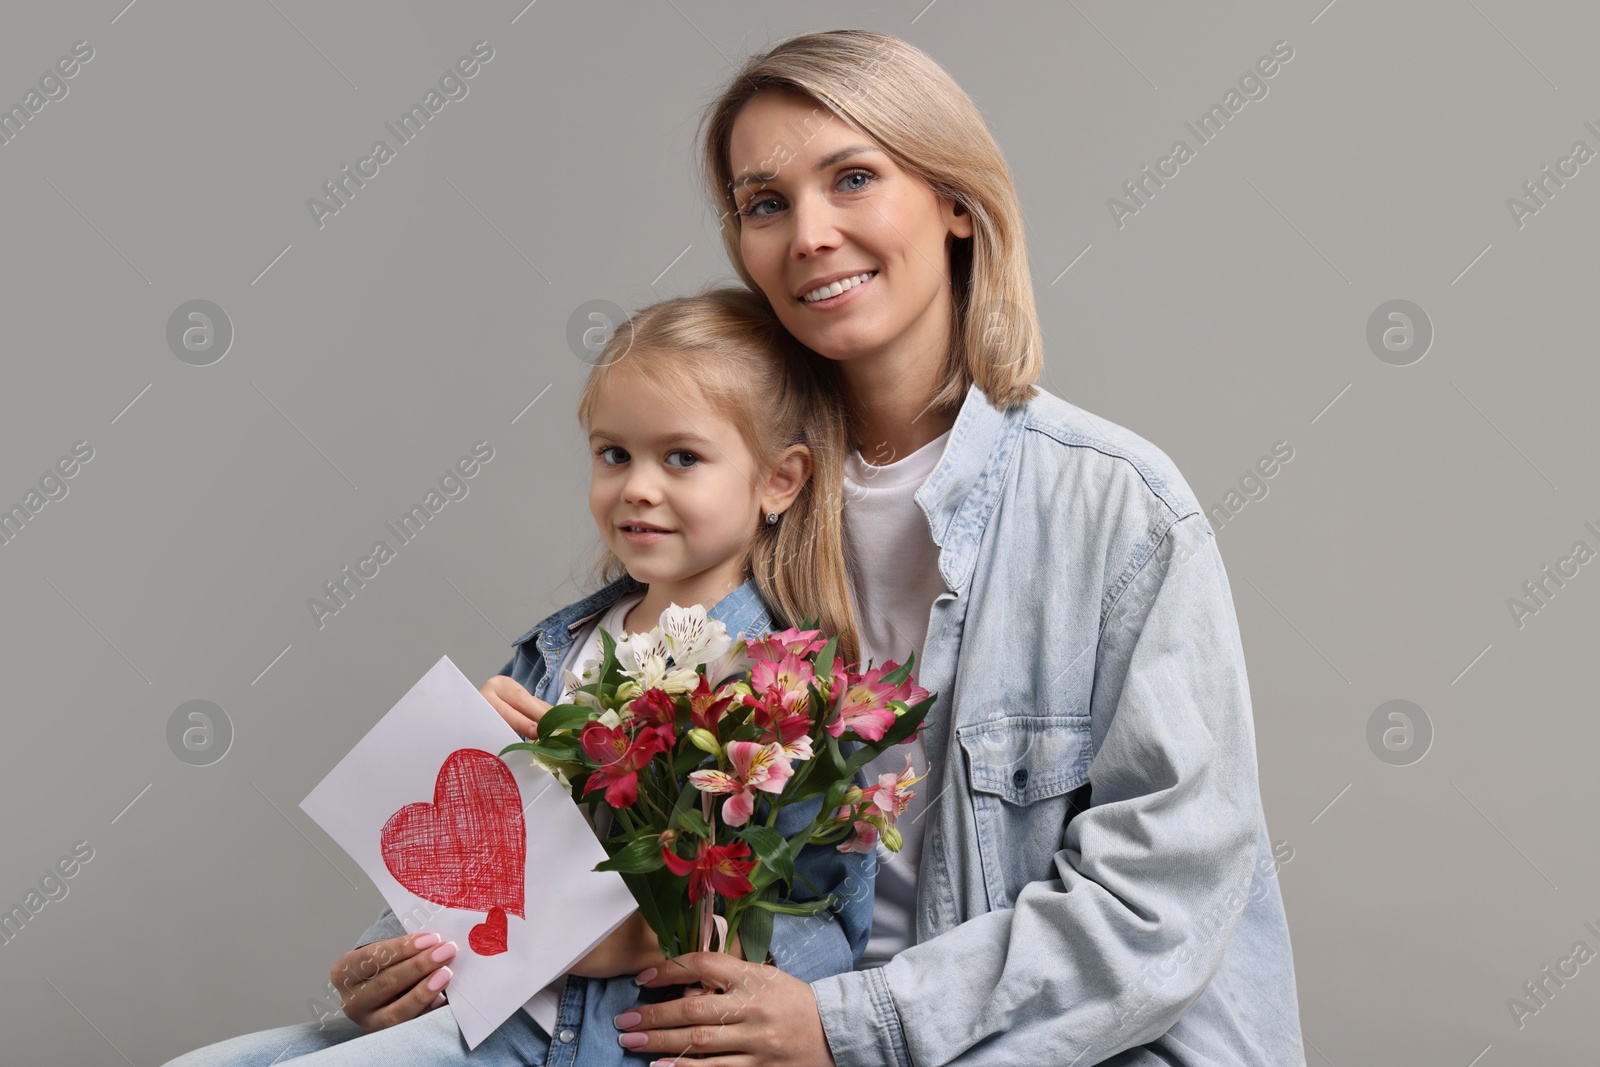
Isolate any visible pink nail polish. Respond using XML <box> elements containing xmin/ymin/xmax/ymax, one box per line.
<box><xmin>429</xmin><ymin>993</ymin><xmax>446</xmax><ymax>1009</ymax></box>
<box><xmin>427</xmin><ymin>966</ymin><xmax>453</xmax><ymax>992</ymax></box>
<box><xmin>633</xmin><ymin>966</ymin><xmax>658</xmax><ymax>986</ymax></box>
<box><xmin>431</xmin><ymin>941</ymin><xmax>458</xmax><ymax>964</ymax></box>
<box><xmin>619</xmin><ymin>1032</ymin><xmax>648</xmax><ymax>1049</ymax></box>
<box><xmin>413</xmin><ymin>933</ymin><xmax>441</xmax><ymax>950</ymax></box>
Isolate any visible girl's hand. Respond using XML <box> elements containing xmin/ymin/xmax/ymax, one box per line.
<box><xmin>568</xmin><ymin>911</ymin><xmax>669</xmax><ymax>978</ymax></box>
<box><xmin>481</xmin><ymin>675</ymin><xmax>551</xmax><ymax>738</ymax></box>
<box><xmin>330</xmin><ymin>932</ymin><xmax>456</xmax><ymax>1033</ymax></box>
<box><xmin>567</xmin><ymin>914</ymin><xmax>747</xmax><ymax>980</ymax></box>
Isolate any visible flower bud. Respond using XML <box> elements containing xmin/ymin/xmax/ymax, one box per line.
<box><xmin>686</xmin><ymin>728</ymin><xmax>722</xmax><ymax>756</ymax></box>
<box><xmin>615</xmin><ymin>680</ymin><xmax>642</xmax><ymax>703</ymax></box>
<box><xmin>879</xmin><ymin>823</ymin><xmax>903</xmax><ymax>852</ymax></box>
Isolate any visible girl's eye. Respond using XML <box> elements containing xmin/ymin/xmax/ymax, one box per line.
<box><xmin>666</xmin><ymin>450</ymin><xmax>700</xmax><ymax>470</ymax></box>
<box><xmin>596</xmin><ymin>445</ymin><xmax>627</xmax><ymax>465</ymax></box>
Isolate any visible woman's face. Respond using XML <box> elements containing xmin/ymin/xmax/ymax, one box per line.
<box><xmin>727</xmin><ymin>91</ymin><xmax>973</xmax><ymax>370</ymax></box>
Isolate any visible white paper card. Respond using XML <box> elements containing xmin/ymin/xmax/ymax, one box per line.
<box><xmin>301</xmin><ymin>655</ymin><xmax>638</xmax><ymax>1049</ymax></box>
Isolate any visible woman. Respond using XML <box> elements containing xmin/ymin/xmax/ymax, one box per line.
<box><xmin>611</xmin><ymin>30</ymin><xmax>1306</xmax><ymax>1067</ymax></box>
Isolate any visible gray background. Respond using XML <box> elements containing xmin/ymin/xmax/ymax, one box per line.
<box><xmin>1</xmin><ymin>1</ymin><xmax>1595</xmax><ymax>1064</ymax></box>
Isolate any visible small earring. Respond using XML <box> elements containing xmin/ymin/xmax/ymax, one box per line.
<box><xmin>766</xmin><ymin>511</ymin><xmax>779</xmax><ymax>525</ymax></box>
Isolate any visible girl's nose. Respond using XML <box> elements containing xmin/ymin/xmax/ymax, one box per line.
<box><xmin>621</xmin><ymin>468</ymin><xmax>660</xmax><ymax>505</ymax></box>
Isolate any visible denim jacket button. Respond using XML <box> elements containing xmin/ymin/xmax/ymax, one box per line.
<box><xmin>1012</xmin><ymin>767</ymin><xmax>1029</xmax><ymax>788</ymax></box>
<box><xmin>558</xmin><ymin>1028</ymin><xmax>575</xmax><ymax>1043</ymax></box>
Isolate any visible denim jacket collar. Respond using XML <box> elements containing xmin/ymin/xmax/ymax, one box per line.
<box><xmin>508</xmin><ymin>572</ymin><xmax>775</xmax><ymax>670</ymax></box>
<box><xmin>914</xmin><ymin>381</ymin><xmax>1026</xmax><ymax>595</ymax></box>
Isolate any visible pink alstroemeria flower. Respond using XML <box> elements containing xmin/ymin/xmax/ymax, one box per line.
<box><xmin>825</xmin><ymin>663</ymin><xmax>902</xmax><ymax>742</ymax></box>
<box><xmin>579</xmin><ymin>721</ymin><xmax>669</xmax><ymax>809</ymax></box>
<box><xmin>745</xmin><ymin>626</ymin><xmax>828</xmax><ymax>663</ymax></box>
<box><xmin>860</xmin><ymin>754</ymin><xmax>925</xmax><ymax>820</ymax></box>
<box><xmin>689</xmin><ymin>740</ymin><xmax>793</xmax><ymax>826</ymax></box>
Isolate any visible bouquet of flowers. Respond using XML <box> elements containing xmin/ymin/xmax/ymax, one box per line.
<box><xmin>499</xmin><ymin>603</ymin><xmax>933</xmax><ymax>965</ymax></box>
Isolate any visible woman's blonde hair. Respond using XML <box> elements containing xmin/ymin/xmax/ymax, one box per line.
<box><xmin>697</xmin><ymin>28</ymin><xmax>1042</xmax><ymax>422</ymax></box>
<box><xmin>577</xmin><ymin>286</ymin><xmax>859</xmax><ymax>663</ymax></box>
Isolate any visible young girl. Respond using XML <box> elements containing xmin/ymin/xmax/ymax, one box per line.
<box><xmin>161</xmin><ymin>286</ymin><xmax>874</xmax><ymax>1067</ymax></box>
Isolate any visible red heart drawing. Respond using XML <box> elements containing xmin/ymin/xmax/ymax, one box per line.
<box><xmin>469</xmin><ymin>905</ymin><xmax>509</xmax><ymax>956</ymax></box>
<box><xmin>380</xmin><ymin>748</ymin><xmax>526</xmax><ymax>921</ymax></box>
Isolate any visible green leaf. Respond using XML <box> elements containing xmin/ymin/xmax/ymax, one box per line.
<box><xmin>745</xmin><ymin>895</ymin><xmax>838</xmax><ymax>917</ymax></box>
<box><xmin>537</xmin><ymin>703</ymin><xmax>595</xmax><ymax>741</ymax></box>
<box><xmin>738</xmin><ymin>824</ymin><xmax>795</xmax><ymax>888</ymax></box>
<box><xmin>736</xmin><ymin>900</ymin><xmax>773</xmax><ymax>965</ymax></box>
<box><xmin>673</xmin><ymin>807</ymin><xmax>712</xmax><ymax>838</ymax></box>
<box><xmin>594</xmin><ymin>836</ymin><xmax>666</xmax><ymax>873</ymax></box>
<box><xmin>877</xmin><ymin>651</ymin><xmax>916</xmax><ymax>688</ymax></box>
<box><xmin>814</xmin><ymin>635</ymin><xmax>839</xmax><ymax>686</ymax></box>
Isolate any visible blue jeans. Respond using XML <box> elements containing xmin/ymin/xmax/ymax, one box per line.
<box><xmin>160</xmin><ymin>1006</ymin><xmax>548</xmax><ymax>1066</ymax></box>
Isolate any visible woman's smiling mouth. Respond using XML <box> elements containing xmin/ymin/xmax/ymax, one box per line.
<box><xmin>799</xmin><ymin>270</ymin><xmax>877</xmax><ymax>305</ymax></box>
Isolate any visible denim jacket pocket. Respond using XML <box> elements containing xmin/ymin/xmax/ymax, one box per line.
<box><xmin>958</xmin><ymin>714</ymin><xmax>1093</xmax><ymax>909</ymax></box>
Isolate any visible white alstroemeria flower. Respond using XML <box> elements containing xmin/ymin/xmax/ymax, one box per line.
<box><xmin>703</xmin><ymin>634</ymin><xmax>755</xmax><ymax>688</ymax></box>
<box><xmin>560</xmin><ymin>668</ymin><xmax>603</xmax><ymax>711</ymax></box>
<box><xmin>615</xmin><ymin>624</ymin><xmax>698</xmax><ymax>694</ymax></box>
<box><xmin>658</xmin><ymin>603</ymin><xmax>734</xmax><ymax>670</ymax></box>
<box><xmin>529</xmin><ymin>750</ymin><xmax>576</xmax><ymax>793</ymax></box>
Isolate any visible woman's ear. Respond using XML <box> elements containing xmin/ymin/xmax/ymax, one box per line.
<box><xmin>763</xmin><ymin>444</ymin><xmax>813</xmax><ymax>515</ymax></box>
<box><xmin>943</xmin><ymin>196</ymin><xmax>975</xmax><ymax>240</ymax></box>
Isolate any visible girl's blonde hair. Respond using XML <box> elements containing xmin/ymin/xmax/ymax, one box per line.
<box><xmin>697</xmin><ymin>28</ymin><xmax>1042</xmax><ymax>424</ymax></box>
<box><xmin>577</xmin><ymin>286</ymin><xmax>860</xmax><ymax>664</ymax></box>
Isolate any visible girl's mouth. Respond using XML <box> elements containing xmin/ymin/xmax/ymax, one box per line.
<box><xmin>619</xmin><ymin>525</ymin><xmax>672</xmax><ymax>544</ymax></box>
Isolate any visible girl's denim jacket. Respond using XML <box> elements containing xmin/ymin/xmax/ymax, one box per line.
<box><xmin>807</xmin><ymin>382</ymin><xmax>1306</xmax><ymax>1067</ymax></box>
<box><xmin>353</xmin><ymin>575</ymin><xmax>874</xmax><ymax>1066</ymax></box>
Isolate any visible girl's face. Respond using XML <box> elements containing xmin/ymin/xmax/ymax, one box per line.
<box><xmin>727</xmin><ymin>91</ymin><xmax>973</xmax><ymax>371</ymax></box>
<box><xmin>586</xmin><ymin>364</ymin><xmax>767</xmax><ymax>596</ymax></box>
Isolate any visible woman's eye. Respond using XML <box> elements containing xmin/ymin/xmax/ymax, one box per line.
<box><xmin>597</xmin><ymin>445</ymin><xmax>627</xmax><ymax>465</ymax></box>
<box><xmin>838</xmin><ymin>169</ymin><xmax>874</xmax><ymax>192</ymax></box>
<box><xmin>741</xmin><ymin>195</ymin><xmax>779</xmax><ymax>217</ymax></box>
<box><xmin>666</xmin><ymin>450</ymin><xmax>700</xmax><ymax>469</ymax></box>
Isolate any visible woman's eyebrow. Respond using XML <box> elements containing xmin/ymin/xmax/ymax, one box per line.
<box><xmin>731</xmin><ymin>144</ymin><xmax>883</xmax><ymax>192</ymax></box>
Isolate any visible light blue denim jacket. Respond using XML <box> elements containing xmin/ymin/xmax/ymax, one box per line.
<box><xmin>808</xmin><ymin>382</ymin><xmax>1306</xmax><ymax>1067</ymax></box>
<box><xmin>355</xmin><ymin>575</ymin><xmax>874</xmax><ymax>1066</ymax></box>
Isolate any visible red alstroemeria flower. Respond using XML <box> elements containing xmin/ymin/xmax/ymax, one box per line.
<box><xmin>661</xmin><ymin>838</ymin><xmax>757</xmax><ymax>903</ymax></box>
<box><xmin>579</xmin><ymin>721</ymin><xmax>669</xmax><ymax>809</ymax></box>
<box><xmin>629</xmin><ymin>687</ymin><xmax>677</xmax><ymax>727</ymax></box>
<box><xmin>688</xmin><ymin>740</ymin><xmax>794</xmax><ymax>826</ymax></box>
<box><xmin>688</xmin><ymin>673</ymin><xmax>736</xmax><ymax>733</ymax></box>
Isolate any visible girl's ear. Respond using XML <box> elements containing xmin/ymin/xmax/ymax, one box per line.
<box><xmin>763</xmin><ymin>444</ymin><xmax>813</xmax><ymax>514</ymax></box>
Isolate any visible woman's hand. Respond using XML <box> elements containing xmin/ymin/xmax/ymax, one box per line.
<box><xmin>616</xmin><ymin>952</ymin><xmax>835</xmax><ymax>1066</ymax></box>
<box><xmin>330</xmin><ymin>932</ymin><xmax>456</xmax><ymax>1033</ymax></box>
<box><xmin>481</xmin><ymin>675</ymin><xmax>551</xmax><ymax>738</ymax></box>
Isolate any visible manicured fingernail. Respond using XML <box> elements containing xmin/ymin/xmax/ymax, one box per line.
<box><xmin>619</xmin><ymin>1032</ymin><xmax>648</xmax><ymax>1049</ymax></box>
<box><xmin>413</xmin><ymin>933</ymin><xmax>441</xmax><ymax>950</ymax></box>
<box><xmin>650</xmin><ymin>1061</ymin><xmax>676</xmax><ymax>1067</ymax></box>
<box><xmin>431</xmin><ymin>941</ymin><xmax>458</xmax><ymax>963</ymax></box>
<box><xmin>633</xmin><ymin>967</ymin><xmax>657</xmax><ymax>985</ymax></box>
<box><xmin>427</xmin><ymin>966</ymin><xmax>453</xmax><ymax>992</ymax></box>
<box><xmin>614</xmin><ymin>1011</ymin><xmax>641</xmax><ymax>1029</ymax></box>
<box><xmin>429</xmin><ymin>993</ymin><xmax>445</xmax><ymax>1009</ymax></box>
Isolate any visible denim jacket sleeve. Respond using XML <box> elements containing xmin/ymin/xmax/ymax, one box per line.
<box><xmin>810</xmin><ymin>514</ymin><xmax>1266</xmax><ymax>1066</ymax></box>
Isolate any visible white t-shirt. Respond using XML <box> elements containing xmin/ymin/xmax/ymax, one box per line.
<box><xmin>520</xmin><ymin>590</ymin><xmax>646</xmax><ymax>1034</ymax></box>
<box><xmin>841</xmin><ymin>429</ymin><xmax>951</xmax><ymax>970</ymax></box>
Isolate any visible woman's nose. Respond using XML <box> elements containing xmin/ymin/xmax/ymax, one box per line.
<box><xmin>789</xmin><ymin>194</ymin><xmax>841</xmax><ymax>259</ymax></box>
